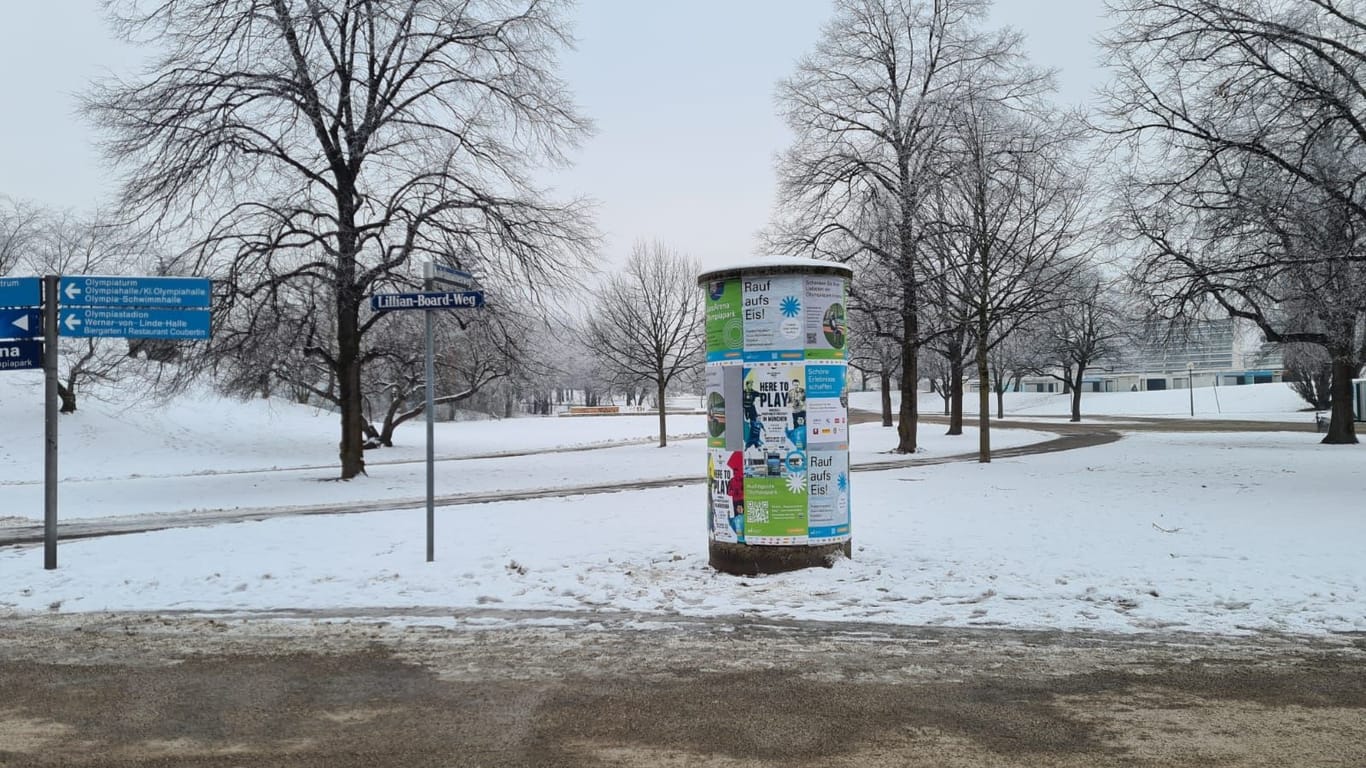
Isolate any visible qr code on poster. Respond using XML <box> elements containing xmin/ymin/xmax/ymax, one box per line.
<box><xmin>749</xmin><ymin>501</ymin><xmax>769</xmax><ymax>524</ymax></box>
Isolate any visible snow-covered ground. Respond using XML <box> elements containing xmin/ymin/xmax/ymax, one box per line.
<box><xmin>1</xmin><ymin>376</ymin><xmax>1361</xmax><ymax>637</ymax></box>
<box><xmin>852</xmin><ymin>381</ymin><xmax>1312</xmax><ymax>421</ymax></box>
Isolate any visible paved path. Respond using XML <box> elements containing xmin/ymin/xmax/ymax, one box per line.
<box><xmin>0</xmin><ymin>410</ymin><xmax>1313</xmax><ymax>547</ymax></box>
<box><xmin>0</xmin><ymin>411</ymin><xmax>1128</xmax><ymax>547</ymax></box>
<box><xmin>1</xmin><ymin>611</ymin><xmax>1361</xmax><ymax>767</ymax></box>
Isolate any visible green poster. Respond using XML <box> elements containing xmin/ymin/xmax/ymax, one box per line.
<box><xmin>743</xmin><ymin>475</ymin><xmax>808</xmax><ymax>542</ymax></box>
<box><xmin>705</xmin><ymin>278</ymin><xmax>743</xmax><ymax>362</ymax></box>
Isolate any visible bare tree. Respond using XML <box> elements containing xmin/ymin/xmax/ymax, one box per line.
<box><xmin>986</xmin><ymin>327</ymin><xmax>1043</xmax><ymax>419</ymax></box>
<box><xmin>920</xmin><ymin>306</ymin><xmax>971</xmax><ymax>433</ymax></box>
<box><xmin>21</xmin><ymin>211</ymin><xmax>145</xmax><ymax>412</ymax></box>
<box><xmin>1037</xmin><ymin>270</ymin><xmax>1127</xmax><ymax>422</ymax></box>
<box><xmin>936</xmin><ymin>100</ymin><xmax>1088</xmax><ymax>460</ymax></box>
<box><xmin>580</xmin><ymin>241</ymin><xmax>703</xmax><ymax>447</ymax></box>
<box><xmin>1103</xmin><ymin>0</ymin><xmax>1366</xmax><ymax>443</ymax></box>
<box><xmin>773</xmin><ymin>0</ymin><xmax>1025</xmax><ymax>454</ymax></box>
<box><xmin>848</xmin><ymin>255</ymin><xmax>907</xmax><ymax>427</ymax></box>
<box><xmin>847</xmin><ymin>311</ymin><xmax>902</xmax><ymax>427</ymax></box>
<box><xmin>0</xmin><ymin>197</ymin><xmax>42</xmax><ymax>276</ymax></box>
<box><xmin>87</xmin><ymin>0</ymin><xmax>596</xmax><ymax>477</ymax></box>
<box><xmin>1283</xmin><ymin>343</ymin><xmax>1333</xmax><ymax>411</ymax></box>
<box><xmin>361</xmin><ymin>307</ymin><xmax>532</xmax><ymax>446</ymax></box>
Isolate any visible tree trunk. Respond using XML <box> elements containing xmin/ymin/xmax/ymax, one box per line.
<box><xmin>657</xmin><ymin>379</ymin><xmax>668</xmax><ymax>448</ymax></box>
<box><xmin>880</xmin><ymin>370</ymin><xmax>893</xmax><ymax>427</ymax></box>
<box><xmin>896</xmin><ymin>310</ymin><xmax>919</xmax><ymax>453</ymax></box>
<box><xmin>377</xmin><ymin>395</ymin><xmax>405</xmax><ymax>447</ymax></box>
<box><xmin>1069</xmin><ymin>365</ymin><xmax>1085</xmax><ymax>423</ymax></box>
<box><xmin>976</xmin><ymin>328</ymin><xmax>990</xmax><ymax>464</ymax></box>
<box><xmin>337</xmin><ymin>312</ymin><xmax>366</xmax><ymax>477</ymax></box>
<box><xmin>947</xmin><ymin>356</ymin><xmax>964</xmax><ymax>436</ymax></box>
<box><xmin>57</xmin><ymin>383</ymin><xmax>77</xmax><ymax>414</ymax></box>
<box><xmin>996</xmin><ymin>386</ymin><xmax>1004</xmax><ymax>420</ymax></box>
<box><xmin>1323</xmin><ymin>357</ymin><xmax>1360</xmax><ymax>444</ymax></box>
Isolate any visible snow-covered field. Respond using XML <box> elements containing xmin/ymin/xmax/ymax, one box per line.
<box><xmin>1</xmin><ymin>376</ymin><xmax>1361</xmax><ymax>637</ymax></box>
<box><xmin>851</xmin><ymin>381</ymin><xmax>1311</xmax><ymax>421</ymax></box>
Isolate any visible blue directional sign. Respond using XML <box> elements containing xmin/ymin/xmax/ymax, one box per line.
<box><xmin>0</xmin><ymin>308</ymin><xmax>40</xmax><ymax>339</ymax></box>
<box><xmin>59</xmin><ymin>307</ymin><xmax>211</xmax><ymax>340</ymax></box>
<box><xmin>371</xmin><ymin>291</ymin><xmax>484</xmax><ymax>312</ymax></box>
<box><xmin>59</xmin><ymin>275</ymin><xmax>212</xmax><ymax>308</ymax></box>
<box><xmin>0</xmin><ymin>339</ymin><xmax>42</xmax><ymax>371</ymax></box>
<box><xmin>0</xmin><ymin>277</ymin><xmax>40</xmax><ymax>308</ymax></box>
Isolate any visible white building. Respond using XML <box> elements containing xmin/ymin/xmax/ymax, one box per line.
<box><xmin>1017</xmin><ymin>319</ymin><xmax>1284</xmax><ymax>393</ymax></box>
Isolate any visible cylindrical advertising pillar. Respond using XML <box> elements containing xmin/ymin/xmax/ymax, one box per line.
<box><xmin>698</xmin><ymin>257</ymin><xmax>854</xmax><ymax>576</ymax></box>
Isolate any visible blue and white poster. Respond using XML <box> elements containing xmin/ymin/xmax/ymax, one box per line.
<box><xmin>805</xmin><ymin>363</ymin><xmax>848</xmax><ymax>448</ymax></box>
<box><xmin>807</xmin><ymin>451</ymin><xmax>850</xmax><ymax>542</ymax></box>
<box><xmin>741</xmin><ymin>275</ymin><xmax>804</xmax><ymax>361</ymax></box>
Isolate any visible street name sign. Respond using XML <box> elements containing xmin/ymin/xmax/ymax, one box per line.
<box><xmin>0</xmin><ymin>277</ymin><xmax>41</xmax><ymax>308</ymax></box>
<box><xmin>371</xmin><ymin>291</ymin><xmax>484</xmax><ymax>311</ymax></box>
<box><xmin>424</xmin><ymin>262</ymin><xmax>476</xmax><ymax>290</ymax></box>
<box><xmin>59</xmin><ymin>276</ymin><xmax>212</xmax><ymax>308</ymax></box>
<box><xmin>59</xmin><ymin>307</ymin><xmax>211</xmax><ymax>340</ymax></box>
<box><xmin>0</xmin><ymin>339</ymin><xmax>42</xmax><ymax>371</ymax></box>
<box><xmin>0</xmin><ymin>308</ymin><xmax>41</xmax><ymax>339</ymax></box>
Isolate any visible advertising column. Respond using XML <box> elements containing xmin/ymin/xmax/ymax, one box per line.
<box><xmin>699</xmin><ymin>258</ymin><xmax>852</xmax><ymax>576</ymax></box>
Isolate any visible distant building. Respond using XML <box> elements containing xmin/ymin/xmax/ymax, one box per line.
<box><xmin>1015</xmin><ymin>319</ymin><xmax>1284</xmax><ymax>393</ymax></box>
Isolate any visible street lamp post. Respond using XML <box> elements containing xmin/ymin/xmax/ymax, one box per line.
<box><xmin>1188</xmin><ymin>362</ymin><xmax>1195</xmax><ymax>418</ymax></box>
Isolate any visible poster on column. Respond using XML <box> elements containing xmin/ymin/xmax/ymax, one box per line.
<box><xmin>741</xmin><ymin>275</ymin><xmax>804</xmax><ymax>361</ymax></box>
<box><xmin>708</xmin><ymin>449</ymin><xmax>745</xmax><ymax>543</ymax></box>
<box><xmin>807</xmin><ymin>451</ymin><xmax>850</xmax><ymax>542</ymax></box>
<box><xmin>804</xmin><ymin>276</ymin><xmax>848</xmax><ymax>360</ymax></box>
<box><xmin>743</xmin><ymin>473</ymin><xmax>808</xmax><ymax>544</ymax></box>
<box><xmin>741</xmin><ymin>363</ymin><xmax>805</xmax><ymax>477</ymax></box>
<box><xmin>704</xmin><ymin>278</ymin><xmax>743</xmax><ymax>362</ymax></box>
<box><xmin>805</xmin><ymin>363</ymin><xmax>848</xmax><ymax>448</ymax></box>
<box><xmin>705</xmin><ymin>364</ymin><xmax>745</xmax><ymax>449</ymax></box>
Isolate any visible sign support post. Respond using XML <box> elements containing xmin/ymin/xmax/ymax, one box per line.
<box><xmin>43</xmin><ymin>275</ymin><xmax>58</xmax><ymax>570</ymax></box>
<box><xmin>371</xmin><ymin>266</ymin><xmax>483</xmax><ymax>563</ymax></box>
<box><xmin>423</xmin><ymin>266</ymin><xmax>436</xmax><ymax>563</ymax></box>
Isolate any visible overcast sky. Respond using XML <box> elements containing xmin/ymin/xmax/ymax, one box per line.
<box><xmin>0</xmin><ymin>1</ymin><xmax>1109</xmax><ymax>273</ymax></box>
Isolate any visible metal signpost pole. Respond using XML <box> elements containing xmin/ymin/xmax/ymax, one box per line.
<box><xmin>424</xmin><ymin>264</ymin><xmax>436</xmax><ymax>562</ymax></box>
<box><xmin>369</xmin><ymin>275</ymin><xmax>483</xmax><ymax>563</ymax></box>
<box><xmin>43</xmin><ymin>275</ymin><xmax>58</xmax><ymax>570</ymax></box>
<box><xmin>1188</xmin><ymin>362</ymin><xmax>1195</xmax><ymax>418</ymax></box>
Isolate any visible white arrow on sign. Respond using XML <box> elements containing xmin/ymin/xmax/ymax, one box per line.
<box><xmin>63</xmin><ymin>314</ymin><xmax>81</xmax><ymax>332</ymax></box>
<box><xmin>10</xmin><ymin>314</ymin><xmax>29</xmax><ymax>332</ymax></box>
<box><xmin>64</xmin><ymin>282</ymin><xmax>82</xmax><ymax>301</ymax></box>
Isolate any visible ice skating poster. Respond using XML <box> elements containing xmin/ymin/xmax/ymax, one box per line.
<box><xmin>741</xmin><ymin>275</ymin><xmax>804</xmax><ymax>362</ymax></box>
<box><xmin>807</xmin><ymin>451</ymin><xmax>850</xmax><ymax>542</ymax></box>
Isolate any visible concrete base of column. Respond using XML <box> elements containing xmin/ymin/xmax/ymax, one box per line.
<box><xmin>708</xmin><ymin>540</ymin><xmax>852</xmax><ymax>576</ymax></box>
